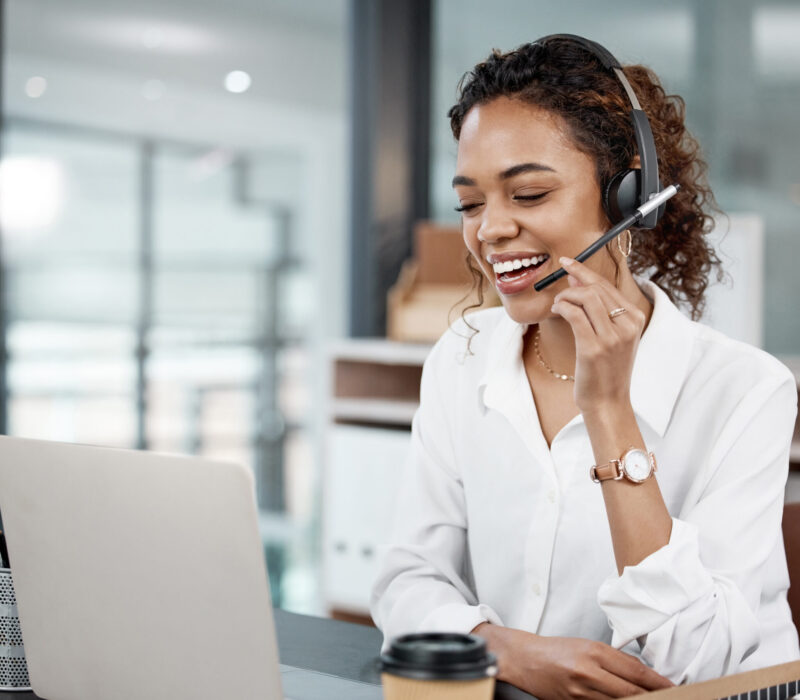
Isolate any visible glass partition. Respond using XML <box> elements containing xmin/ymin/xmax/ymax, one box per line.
<box><xmin>2</xmin><ymin>0</ymin><xmax>348</xmax><ymax>615</ymax></box>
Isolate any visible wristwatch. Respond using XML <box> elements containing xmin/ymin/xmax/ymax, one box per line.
<box><xmin>590</xmin><ymin>447</ymin><xmax>657</xmax><ymax>484</ymax></box>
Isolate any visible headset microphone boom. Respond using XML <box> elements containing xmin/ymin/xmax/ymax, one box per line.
<box><xmin>533</xmin><ymin>185</ymin><xmax>680</xmax><ymax>291</ymax></box>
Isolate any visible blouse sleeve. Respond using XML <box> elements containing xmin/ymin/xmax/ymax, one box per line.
<box><xmin>597</xmin><ymin>369</ymin><xmax>798</xmax><ymax>683</ymax></box>
<box><xmin>369</xmin><ymin>344</ymin><xmax>504</xmax><ymax>650</ymax></box>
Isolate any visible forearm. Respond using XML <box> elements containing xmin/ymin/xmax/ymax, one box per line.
<box><xmin>596</xmin><ymin>518</ymin><xmax>764</xmax><ymax>682</ymax></box>
<box><xmin>472</xmin><ymin>622</ymin><xmax>515</xmax><ymax>683</ymax></box>
<box><xmin>582</xmin><ymin>402</ymin><xmax>672</xmax><ymax>574</ymax></box>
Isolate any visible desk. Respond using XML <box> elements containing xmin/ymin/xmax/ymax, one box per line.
<box><xmin>0</xmin><ymin>609</ymin><xmax>533</xmax><ymax>699</ymax></box>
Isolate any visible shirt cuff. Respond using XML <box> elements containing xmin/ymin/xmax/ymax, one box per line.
<box><xmin>597</xmin><ymin>517</ymin><xmax>715</xmax><ymax>648</ymax></box>
<box><xmin>419</xmin><ymin>602</ymin><xmax>504</xmax><ymax>636</ymax></box>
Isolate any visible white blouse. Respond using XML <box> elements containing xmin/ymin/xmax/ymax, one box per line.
<box><xmin>370</xmin><ymin>280</ymin><xmax>800</xmax><ymax>684</ymax></box>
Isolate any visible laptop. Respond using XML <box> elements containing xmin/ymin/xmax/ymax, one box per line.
<box><xmin>0</xmin><ymin>436</ymin><xmax>383</xmax><ymax>700</ymax></box>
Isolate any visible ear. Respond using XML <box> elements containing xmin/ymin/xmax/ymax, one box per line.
<box><xmin>630</xmin><ymin>154</ymin><xmax>641</xmax><ymax>169</ymax></box>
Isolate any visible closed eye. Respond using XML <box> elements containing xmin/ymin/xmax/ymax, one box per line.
<box><xmin>454</xmin><ymin>202</ymin><xmax>483</xmax><ymax>213</ymax></box>
<box><xmin>512</xmin><ymin>193</ymin><xmax>548</xmax><ymax>203</ymax></box>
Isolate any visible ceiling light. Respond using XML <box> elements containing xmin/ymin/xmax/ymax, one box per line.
<box><xmin>25</xmin><ymin>76</ymin><xmax>47</xmax><ymax>98</ymax></box>
<box><xmin>68</xmin><ymin>18</ymin><xmax>218</xmax><ymax>55</ymax></box>
<box><xmin>224</xmin><ymin>70</ymin><xmax>251</xmax><ymax>94</ymax></box>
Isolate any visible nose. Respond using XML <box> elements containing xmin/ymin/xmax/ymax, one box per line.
<box><xmin>478</xmin><ymin>204</ymin><xmax>518</xmax><ymax>243</ymax></box>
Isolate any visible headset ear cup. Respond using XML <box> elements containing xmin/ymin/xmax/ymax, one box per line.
<box><xmin>603</xmin><ymin>168</ymin><xmax>641</xmax><ymax>223</ymax></box>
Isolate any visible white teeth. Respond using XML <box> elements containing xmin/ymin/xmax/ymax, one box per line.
<box><xmin>491</xmin><ymin>254</ymin><xmax>549</xmax><ymax>275</ymax></box>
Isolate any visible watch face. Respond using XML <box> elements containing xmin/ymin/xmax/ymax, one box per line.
<box><xmin>622</xmin><ymin>449</ymin><xmax>652</xmax><ymax>483</ymax></box>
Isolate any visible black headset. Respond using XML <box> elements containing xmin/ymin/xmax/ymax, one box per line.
<box><xmin>535</xmin><ymin>34</ymin><xmax>664</xmax><ymax>229</ymax></box>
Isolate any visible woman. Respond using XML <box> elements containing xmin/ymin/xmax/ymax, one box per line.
<box><xmin>370</xmin><ymin>35</ymin><xmax>799</xmax><ymax>698</ymax></box>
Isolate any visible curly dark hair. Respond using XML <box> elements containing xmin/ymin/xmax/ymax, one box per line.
<box><xmin>448</xmin><ymin>36</ymin><xmax>725</xmax><ymax>325</ymax></box>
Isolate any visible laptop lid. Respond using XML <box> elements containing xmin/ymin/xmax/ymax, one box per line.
<box><xmin>0</xmin><ymin>436</ymin><xmax>283</xmax><ymax>700</ymax></box>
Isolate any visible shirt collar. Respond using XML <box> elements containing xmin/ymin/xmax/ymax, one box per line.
<box><xmin>629</xmin><ymin>280</ymin><xmax>696</xmax><ymax>437</ymax></box>
<box><xmin>478</xmin><ymin>280</ymin><xmax>696</xmax><ymax>438</ymax></box>
<box><xmin>477</xmin><ymin>311</ymin><xmax>527</xmax><ymax>414</ymax></box>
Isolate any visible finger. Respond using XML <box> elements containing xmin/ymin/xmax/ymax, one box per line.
<box><xmin>553</xmin><ymin>286</ymin><xmax>618</xmax><ymax>337</ymax></box>
<box><xmin>559</xmin><ymin>256</ymin><xmax>612</xmax><ymax>287</ymax></box>
<box><xmin>574</xmin><ymin>689</ymin><xmax>615</xmax><ymax>700</ymax></box>
<box><xmin>561</xmin><ymin>269</ymin><xmax>643</xmax><ymax>334</ymax></box>
<box><xmin>601</xmin><ymin>649</ymin><xmax>674</xmax><ymax>691</ymax></box>
<box><xmin>590</xmin><ymin>284</ymin><xmax>646</xmax><ymax>335</ymax></box>
<box><xmin>586</xmin><ymin>668</ymin><xmax>651</xmax><ymax>698</ymax></box>
<box><xmin>589</xmin><ymin>282</ymin><xmax>635</xmax><ymax>319</ymax></box>
<box><xmin>561</xmin><ymin>256</ymin><xmax>631</xmax><ymax>306</ymax></box>
<box><xmin>550</xmin><ymin>297</ymin><xmax>598</xmax><ymax>349</ymax></box>
<box><xmin>560</xmin><ymin>255</ymin><xmax>640</xmax><ymax>320</ymax></box>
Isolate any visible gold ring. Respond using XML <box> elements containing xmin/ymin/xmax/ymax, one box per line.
<box><xmin>609</xmin><ymin>307</ymin><xmax>627</xmax><ymax>319</ymax></box>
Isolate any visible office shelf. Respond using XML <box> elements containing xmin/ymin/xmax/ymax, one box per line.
<box><xmin>322</xmin><ymin>339</ymin><xmax>430</xmax><ymax>620</ymax></box>
<box><xmin>326</xmin><ymin>338</ymin><xmax>432</xmax><ymax>366</ymax></box>
<box><xmin>330</xmin><ymin>398</ymin><xmax>419</xmax><ymax>426</ymax></box>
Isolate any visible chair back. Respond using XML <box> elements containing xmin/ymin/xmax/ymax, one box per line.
<box><xmin>781</xmin><ymin>502</ymin><xmax>800</xmax><ymax>636</ymax></box>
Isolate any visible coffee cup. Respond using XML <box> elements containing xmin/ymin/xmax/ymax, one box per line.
<box><xmin>380</xmin><ymin>632</ymin><xmax>497</xmax><ymax>699</ymax></box>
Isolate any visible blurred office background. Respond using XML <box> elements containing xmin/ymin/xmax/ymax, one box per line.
<box><xmin>1</xmin><ymin>0</ymin><xmax>798</xmax><ymax>619</ymax></box>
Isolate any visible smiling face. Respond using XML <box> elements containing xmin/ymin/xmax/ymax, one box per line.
<box><xmin>454</xmin><ymin>96</ymin><xmax>619</xmax><ymax>324</ymax></box>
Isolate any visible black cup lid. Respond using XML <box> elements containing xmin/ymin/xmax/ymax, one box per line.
<box><xmin>380</xmin><ymin>633</ymin><xmax>497</xmax><ymax>681</ymax></box>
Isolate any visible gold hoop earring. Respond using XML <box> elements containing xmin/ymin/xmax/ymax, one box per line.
<box><xmin>617</xmin><ymin>229</ymin><xmax>632</xmax><ymax>258</ymax></box>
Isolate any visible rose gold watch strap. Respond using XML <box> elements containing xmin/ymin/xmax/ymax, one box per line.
<box><xmin>589</xmin><ymin>460</ymin><xmax>622</xmax><ymax>482</ymax></box>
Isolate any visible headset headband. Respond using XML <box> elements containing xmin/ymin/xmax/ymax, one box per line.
<box><xmin>535</xmin><ymin>34</ymin><xmax>661</xmax><ymax>229</ymax></box>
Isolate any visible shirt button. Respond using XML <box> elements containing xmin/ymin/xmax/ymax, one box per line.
<box><xmin>547</xmin><ymin>490</ymin><xmax>556</xmax><ymax>503</ymax></box>
<box><xmin>532</xmin><ymin>582</ymin><xmax>541</xmax><ymax>595</ymax></box>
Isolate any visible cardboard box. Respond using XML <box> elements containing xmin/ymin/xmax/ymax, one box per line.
<box><xmin>387</xmin><ymin>221</ymin><xmax>499</xmax><ymax>343</ymax></box>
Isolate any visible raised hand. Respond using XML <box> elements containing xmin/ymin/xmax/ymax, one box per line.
<box><xmin>549</xmin><ymin>256</ymin><xmax>648</xmax><ymax>414</ymax></box>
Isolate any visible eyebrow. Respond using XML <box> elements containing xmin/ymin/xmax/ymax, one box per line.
<box><xmin>451</xmin><ymin>162</ymin><xmax>556</xmax><ymax>188</ymax></box>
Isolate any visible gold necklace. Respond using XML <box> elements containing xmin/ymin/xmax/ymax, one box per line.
<box><xmin>533</xmin><ymin>326</ymin><xmax>574</xmax><ymax>382</ymax></box>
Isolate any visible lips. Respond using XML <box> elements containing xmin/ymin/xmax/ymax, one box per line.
<box><xmin>488</xmin><ymin>253</ymin><xmax>551</xmax><ymax>295</ymax></box>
